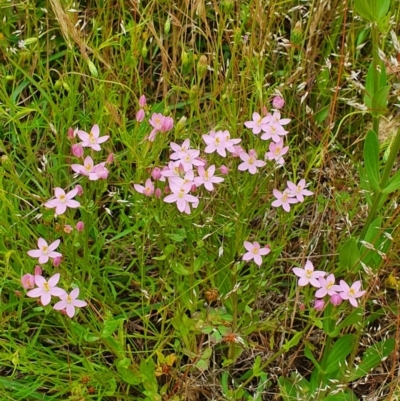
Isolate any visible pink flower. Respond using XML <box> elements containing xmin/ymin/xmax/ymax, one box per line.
<box><xmin>75</xmin><ymin>184</ymin><xmax>84</xmax><ymax>196</ymax></box>
<box><xmin>27</xmin><ymin>238</ymin><xmax>62</xmax><ymax>264</ymax></box>
<box><xmin>286</xmin><ymin>179</ymin><xmax>313</xmax><ymax>202</ymax></box>
<box><xmin>194</xmin><ymin>165</ymin><xmax>224</xmax><ymax>191</ymax></box>
<box><xmin>88</xmin><ymin>163</ymin><xmax>109</xmax><ymax>180</ymax></box>
<box><xmin>272</xmin><ymin>96</ymin><xmax>285</xmax><ymax>109</ymax></box>
<box><xmin>270</xmin><ymin>111</ymin><xmax>291</xmax><ymax>126</ymax></box>
<box><xmin>77</xmin><ymin>124</ymin><xmax>109</xmax><ymax>151</ymax></box>
<box><xmin>238</xmin><ymin>150</ymin><xmax>266</xmax><ymax>174</ymax></box>
<box><xmin>315</xmin><ymin>274</ymin><xmax>339</xmax><ymax>298</ymax></box>
<box><xmin>292</xmin><ymin>260</ymin><xmax>326</xmax><ymax>287</ymax></box>
<box><xmin>265</xmin><ymin>138</ymin><xmax>289</xmax><ymax>165</ymax></box>
<box><xmin>136</xmin><ymin>109</ymin><xmax>145</xmax><ymax>122</ymax></box>
<box><xmin>242</xmin><ymin>241</ymin><xmax>270</xmax><ymax>266</ymax></box>
<box><xmin>151</xmin><ymin>167</ymin><xmax>162</xmax><ymax>181</ymax></box>
<box><xmin>163</xmin><ymin>177</ymin><xmax>198</xmax><ymax>214</ymax></box>
<box><xmin>170</xmin><ymin>139</ymin><xmax>191</xmax><ymax>160</ymax></box>
<box><xmin>337</xmin><ymin>280</ymin><xmax>366</xmax><ymax>307</ymax></box>
<box><xmin>244</xmin><ymin>112</ymin><xmax>270</xmax><ymax>135</ymax></box>
<box><xmin>44</xmin><ymin>187</ymin><xmax>80</xmax><ymax>215</ymax></box>
<box><xmin>260</xmin><ymin>123</ymin><xmax>288</xmax><ymax>143</ymax></box>
<box><xmin>314</xmin><ymin>299</ymin><xmax>325</xmax><ymax>311</ymax></box>
<box><xmin>148</xmin><ymin>113</ymin><xmax>173</xmax><ymax>141</ymax></box>
<box><xmin>203</xmin><ymin>130</ymin><xmax>228</xmax><ymax>157</ymax></box>
<box><xmin>71</xmin><ymin>156</ymin><xmax>95</xmax><ymax>176</ymax></box>
<box><xmin>21</xmin><ymin>274</ymin><xmax>35</xmax><ymax>289</ymax></box>
<box><xmin>230</xmin><ymin>145</ymin><xmax>245</xmax><ymax>157</ymax></box>
<box><xmin>271</xmin><ymin>189</ymin><xmax>298</xmax><ymax>212</ymax></box>
<box><xmin>53</xmin><ymin>288</ymin><xmax>87</xmax><ymax>318</ymax></box>
<box><xmin>149</xmin><ymin>113</ymin><xmax>164</xmax><ymax>130</ymax></box>
<box><xmin>160</xmin><ymin>116</ymin><xmax>174</xmax><ymax>132</ymax></box>
<box><xmin>134</xmin><ymin>179</ymin><xmax>155</xmax><ymax>196</ymax></box>
<box><xmin>27</xmin><ymin>273</ymin><xmax>66</xmax><ymax>306</ymax></box>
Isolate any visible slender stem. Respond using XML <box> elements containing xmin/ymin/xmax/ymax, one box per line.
<box><xmin>371</xmin><ymin>24</ymin><xmax>380</xmax><ymax>134</ymax></box>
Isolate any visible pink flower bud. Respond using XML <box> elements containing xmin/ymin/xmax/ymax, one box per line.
<box><xmin>164</xmin><ymin>186</ymin><xmax>171</xmax><ymax>194</ymax></box>
<box><xmin>106</xmin><ymin>153</ymin><xmax>114</xmax><ymax>164</ymax></box>
<box><xmin>15</xmin><ymin>290</ymin><xmax>22</xmax><ymax>297</ymax></box>
<box><xmin>21</xmin><ymin>274</ymin><xmax>35</xmax><ymax>289</ymax></box>
<box><xmin>261</xmin><ymin>106</ymin><xmax>268</xmax><ymax>116</ymax></box>
<box><xmin>76</xmin><ymin>221</ymin><xmax>85</xmax><ymax>232</ymax></box>
<box><xmin>299</xmin><ymin>303</ymin><xmax>305</xmax><ymax>312</ymax></box>
<box><xmin>53</xmin><ymin>256</ymin><xmax>62</xmax><ymax>267</ymax></box>
<box><xmin>154</xmin><ymin>188</ymin><xmax>162</xmax><ymax>198</ymax></box>
<box><xmin>330</xmin><ymin>293</ymin><xmax>343</xmax><ymax>306</ymax></box>
<box><xmin>139</xmin><ymin>94</ymin><xmax>147</xmax><ymax>108</ymax></box>
<box><xmin>151</xmin><ymin>167</ymin><xmax>162</xmax><ymax>181</ymax></box>
<box><xmin>196</xmin><ymin>157</ymin><xmax>207</xmax><ymax>168</ymax></box>
<box><xmin>34</xmin><ymin>265</ymin><xmax>42</xmax><ymax>275</ymax></box>
<box><xmin>272</xmin><ymin>96</ymin><xmax>285</xmax><ymax>109</ymax></box>
<box><xmin>314</xmin><ymin>299</ymin><xmax>325</xmax><ymax>311</ymax></box>
<box><xmin>178</xmin><ymin>164</ymin><xmax>185</xmax><ymax>175</ymax></box>
<box><xmin>248</xmin><ymin>149</ymin><xmax>257</xmax><ymax>157</ymax></box>
<box><xmin>136</xmin><ymin>108</ymin><xmax>145</xmax><ymax>122</ymax></box>
<box><xmin>75</xmin><ymin>184</ymin><xmax>83</xmax><ymax>196</ymax></box>
<box><xmin>71</xmin><ymin>144</ymin><xmax>84</xmax><ymax>158</ymax></box>
<box><xmin>64</xmin><ymin>225</ymin><xmax>73</xmax><ymax>234</ymax></box>
<box><xmin>219</xmin><ymin>165</ymin><xmax>229</xmax><ymax>175</ymax></box>
<box><xmin>191</xmin><ymin>184</ymin><xmax>197</xmax><ymax>192</ymax></box>
<box><xmin>68</xmin><ymin>127</ymin><xmax>75</xmax><ymax>139</ymax></box>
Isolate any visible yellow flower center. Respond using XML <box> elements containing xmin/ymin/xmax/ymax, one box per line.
<box><xmin>305</xmin><ymin>269</ymin><xmax>312</xmax><ymax>278</ymax></box>
<box><xmin>41</xmin><ymin>246</ymin><xmax>48</xmax><ymax>254</ymax></box>
<box><xmin>178</xmin><ymin>189</ymin><xmax>185</xmax><ymax>199</ymax></box>
<box><xmin>282</xmin><ymin>193</ymin><xmax>289</xmax><ymax>202</ymax></box>
<box><xmin>43</xmin><ymin>282</ymin><xmax>50</xmax><ymax>292</ymax></box>
<box><xmin>89</xmin><ymin>133</ymin><xmax>96</xmax><ymax>143</ymax></box>
<box><xmin>66</xmin><ymin>295</ymin><xmax>72</xmax><ymax>304</ymax></box>
<box><xmin>349</xmin><ymin>289</ymin><xmax>355</xmax><ymax>296</ymax></box>
<box><xmin>59</xmin><ymin>194</ymin><xmax>66</xmax><ymax>203</ymax></box>
<box><xmin>248</xmin><ymin>157</ymin><xmax>255</xmax><ymax>164</ymax></box>
<box><xmin>274</xmin><ymin>147</ymin><xmax>282</xmax><ymax>155</ymax></box>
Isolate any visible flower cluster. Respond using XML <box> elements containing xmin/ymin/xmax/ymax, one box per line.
<box><xmin>23</xmin><ymin>240</ymin><xmax>88</xmax><ymax>317</ymax></box>
<box><xmin>293</xmin><ymin>260</ymin><xmax>366</xmax><ymax>308</ymax></box>
<box><xmin>272</xmin><ymin>179</ymin><xmax>314</xmax><ymax>212</ymax></box>
<box><xmin>22</xmin><ymin>272</ymin><xmax>87</xmax><ymax>318</ymax></box>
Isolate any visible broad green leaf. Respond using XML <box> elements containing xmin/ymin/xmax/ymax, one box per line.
<box><xmin>370</xmin><ymin>0</ymin><xmax>390</xmax><ymax>20</ymax></box>
<box><xmin>327</xmin><ymin>308</ymin><xmax>363</xmax><ymax>337</ymax></box>
<box><xmin>354</xmin><ymin>0</ymin><xmax>374</xmax><ymax>21</ymax></box>
<box><xmin>304</xmin><ymin>343</ymin><xmax>322</xmax><ymax>372</ymax></box>
<box><xmin>358</xmin><ymin>166</ymin><xmax>373</xmax><ymax>206</ymax></box>
<box><xmin>350</xmin><ymin>338</ymin><xmax>395</xmax><ymax>380</ymax></box>
<box><xmin>371</xmin><ymin>85</ymin><xmax>390</xmax><ymax>116</ymax></box>
<box><xmin>324</xmin><ymin>334</ymin><xmax>355</xmax><ymax>374</ymax></box>
<box><xmin>339</xmin><ymin>237</ymin><xmax>360</xmax><ymax>272</ymax></box>
<box><xmin>282</xmin><ymin>331</ymin><xmax>303</xmax><ymax>352</ymax></box>
<box><xmin>278</xmin><ymin>377</ymin><xmax>297</xmax><ymax>401</ymax></box>
<box><xmin>171</xmin><ymin>261</ymin><xmax>191</xmax><ymax>275</ymax></box>
<box><xmin>382</xmin><ymin>169</ymin><xmax>400</xmax><ymax>193</ymax></box>
<box><xmin>117</xmin><ymin>358</ymin><xmax>142</xmax><ymax>385</ymax></box>
<box><xmin>363</xmin><ymin>130</ymin><xmax>380</xmax><ymax>191</ymax></box>
<box><xmin>101</xmin><ymin>318</ymin><xmax>125</xmax><ymax>338</ymax></box>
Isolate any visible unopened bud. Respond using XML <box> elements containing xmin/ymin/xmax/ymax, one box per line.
<box><xmin>68</xmin><ymin>127</ymin><xmax>75</xmax><ymax>139</ymax></box>
<box><xmin>21</xmin><ymin>274</ymin><xmax>35</xmax><ymax>289</ymax></box>
<box><xmin>272</xmin><ymin>96</ymin><xmax>285</xmax><ymax>109</ymax></box>
<box><xmin>76</xmin><ymin>221</ymin><xmax>85</xmax><ymax>232</ymax></box>
<box><xmin>71</xmin><ymin>144</ymin><xmax>84</xmax><ymax>158</ymax></box>
<box><xmin>219</xmin><ymin>165</ymin><xmax>229</xmax><ymax>175</ymax></box>
<box><xmin>87</xmin><ymin>60</ymin><xmax>98</xmax><ymax>77</ymax></box>
<box><xmin>34</xmin><ymin>266</ymin><xmax>42</xmax><ymax>275</ymax></box>
<box><xmin>106</xmin><ymin>153</ymin><xmax>114</xmax><ymax>164</ymax></box>
<box><xmin>64</xmin><ymin>225</ymin><xmax>73</xmax><ymax>234</ymax></box>
<box><xmin>75</xmin><ymin>184</ymin><xmax>84</xmax><ymax>196</ymax></box>
<box><xmin>164</xmin><ymin>17</ymin><xmax>171</xmax><ymax>35</ymax></box>
<box><xmin>139</xmin><ymin>95</ymin><xmax>147</xmax><ymax>108</ymax></box>
<box><xmin>53</xmin><ymin>256</ymin><xmax>62</xmax><ymax>267</ymax></box>
<box><xmin>314</xmin><ymin>299</ymin><xmax>325</xmax><ymax>311</ymax></box>
<box><xmin>151</xmin><ymin>167</ymin><xmax>162</xmax><ymax>181</ymax></box>
<box><xmin>154</xmin><ymin>188</ymin><xmax>162</xmax><ymax>198</ymax></box>
<box><xmin>197</xmin><ymin>55</ymin><xmax>208</xmax><ymax>80</ymax></box>
<box><xmin>141</xmin><ymin>43</ymin><xmax>148</xmax><ymax>58</ymax></box>
<box><xmin>136</xmin><ymin>108</ymin><xmax>145</xmax><ymax>122</ymax></box>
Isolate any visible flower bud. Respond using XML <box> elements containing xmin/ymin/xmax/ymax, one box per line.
<box><xmin>151</xmin><ymin>167</ymin><xmax>162</xmax><ymax>181</ymax></box>
<box><xmin>64</xmin><ymin>225</ymin><xmax>73</xmax><ymax>233</ymax></box>
<box><xmin>219</xmin><ymin>165</ymin><xmax>229</xmax><ymax>175</ymax></box>
<box><xmin>76</xmin><ymin>221</ymin><xmax>85</xmax><ymax>232</ymax></box>
<box><xmin>164</xmin><ymin>186</ymin><xmax>171</xmax><ymax>194</ymax></box>
<box><xmin>154</xmin><ymin>188</ymin><xmax>162</xmax><ymax>198</ymax></box>
<box><xmin>106</xmin><ymin>153</ymin><xmax>114</xmax><ymax>164</ymax></box>
<box><xmin>330</xmin><ymin>293</ymin><xmax>343</xmax><ymax>306</ymax></box>
<box><xmin>21</xmin><ymin>274</ymin><xmax>35</xmax><ymax>289</ymax></box>
<box><xmin>197</xmin><ymin>55</ymin><xmax>208</xmax><ymax>80</ymax></box>
<box><xmin>15</xmin><ymin>290</ymin><xmax>22</xmax><ymax>297</ymax></box>
<box><xmin>175</xmin><ymin>116</ymin><xmax>187</xmax><ymax>134</ymax></box>
<box><xmin>314</xmin><ymin>299</ymin><xmax>325</xmax><ymax>311</ymax></box>
<box><xmin>75</xmin><ymin>184</ymin><xmax>84</xmax><ymax>196</ymax></box>
<box><xmin>53</xmin><ymin>256</ymin><xmax>62</xmax><ymax>267</ymax></box>
<box><xmin>261</xmin><ymin>106</ymin><xmax>268</xmax><ymax>116</ymax></box>
<box><xmin>68</xmin><ymin>127</ymin><xmax>75</xmax><ymax>139</ymax></box>
<box><xmin>161</xmin><ymin>116</ymin><xmax>174</xmax><ymax>132</ymax></box>
<box><xmin>71</xmin><ymin>144</ymin><xmax>84</xmax><ymax>158</ymax></box>
<box><xmin>139</xmin><ymin>95</ymin><xmax>147</xmax><ymax>108</ymax></box>
<box><xmin>136</xmin><ymin>108</ymin><xmax>145</xmax><ymax>122</ymax></box>
<box><xmin>191</xmin><ymin>184</ymin><xmax>197</xmax><ymax>192</ymax></box>
<box><xmin>272</xmin><ymin>96</ymin><xmax>285</xmax><ymax>109</ymax></box>
<box><xmin>164</xmin><ymin>17</ymin><xmax>171</xmax><ymax>35</ymax></box>
<box><xmin>87</xmin><ymin>60</ymin><xmax>98</xmax><ymax>77</ymax></box>
<box><xmin>34</xmin><ymin>266</ymin><xmax>42</xmax><ymax>275</ymax></box>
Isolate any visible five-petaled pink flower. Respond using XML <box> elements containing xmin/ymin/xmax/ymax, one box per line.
<box><xmin>286</xmin><ymin>179</ymin><xmax>313</xmax><ymax>202</ymax></box>
<box><xmin>134</xmin><ymin>179</ymin><xmax>155</xmax><ymax>196</ymax></box>
<box><xmin>163</xmin><ymin>177</ymin><xmax>198</xmax><ymax>214</ymax></box>
<box><xmin>21</xmin><ymin>273</ymin><xmax>35</xmax><ymax>289</ymax></box>
<box><xmin>292</xmin><ymin>260</ymin><xmax>326</xmax><ymax>287</ymax></box>
<box><xmin>244</xmin><ymin>112</ymin><xmax>270</xmax><ymax>135</ymax></box>
<box><xmin>27</xmin><ymin>273</ymin><xmax>66</xmax><ymax>306</ymax></box>
<box><xmin>194</xmin><ymin>165</ymin><xmax>224</xmax><ymax>191</ymax></box>
<box><xmin>337</xmin><ymin>280</ymin><xmax>366</xmax><ymax>307</ymax></box>
<box><xmin>315</xmin><ymin>274</ymin><xmax>339</xmax><ymax>298</ymax></box>
<box><xmin>77</xmin><ymin>124</ymin><xmax>109</xmax><ymax>151</ymax></box>
<box><xmin>238</xmin><ymin>150</ymin><xmax>266</xmax><ymax>174</ymax></box>
<box><xmin>45</xmin><ymin>187</ymin><xmax>80</xmax><ymax>215</ymax></box>
<box><xmin>265</xmin><ymin>138</ymin><xmax>289</xmax><ymax>165</ymax></box>
<box><xmin>271</xmin><ymin>189</ymin><xmax>298</xmax><ymax>212</ymax></box>
<box><xmin>242</xmin><ymin>241</ymin><xmax>270</xmax><ymax>266</ymax></box>
<box><xmin>53</xmin><ymin>288</ymin><xmax>88</xmax><ymax>318</ymax></box>
<box><xmin>27</xmin><ymin>238</ymin><xmax>62</xmax><ymax>264</ymax></box>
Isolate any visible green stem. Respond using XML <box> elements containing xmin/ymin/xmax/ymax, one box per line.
<box><xmin>371</xmin><ymin>24</ymin><xmax>380</xmax><ymax>134</ymax></box>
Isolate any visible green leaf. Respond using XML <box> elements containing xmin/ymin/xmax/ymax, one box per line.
<box><xmin>304</xmin><ymin>343</ymin><xmax>322</xmax><ymax>372</ymax></box>
<box><xmin>371</xmin><ymin>85</ymin><xmax>390</xmax><ymax>116</ymax></box>
<box><xmin>364</xmin><ymin>62</ymin><xmax>375</xmax><ymax>109</ymax></box>
<box><xmin>282</xmin><ymin>331</ymin><xmax>303</xmax><ymax>352</ymax></box>
<box><xmin>354</xmin><ymin>0</ymin><xmax>374</xmax><ymax>21</ymax></box>
<box><xmin>116</xmin><ymin>358</ymin><xmax>142</xmax><ymax>385</ymax></box>
<box><xmin>339</xmin><ymin>237</ymin><xmax>361</xmax><ymax>272</ymax></box>
<box><xmin>171</xmin><ymin>261</ymin><xmax>191</xmax><ymax>276</ymax></box>
<box><xmin>370</xmin><ymin>0</ymin><xmax>390</xmax><ymax>20</ymax></box>
<box><xmin>382</xmin><ymin>169</ymin><xmax>400</xmax><ymax>193</ymax></box>
<box><xmin>324</xmin><ymin>334</ymin><xmax>355</xmax><ymax>374</ymax></box>
<box><xmin>363</xmin><ymin>130</ymin><xmax>381</xmax><ymax>191</ymax></box>
<box><xmin>101</xmin><ymin>318</ymin><xmax>125</xmax><ymax>338</ymax></box>
<box><xmin>350</xmin><ymin>338</ymin><xmax>395</xmax><ymax>380</ymax></box>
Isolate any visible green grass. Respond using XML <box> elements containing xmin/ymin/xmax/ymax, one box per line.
<box><xmin>1</xmin><ymin>0</ymin><xmax>400</xmax><ymax>400</ymax></box>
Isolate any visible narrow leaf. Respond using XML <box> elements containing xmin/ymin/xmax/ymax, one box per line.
<box><xmin>382</xmin><ymin>169</ymin><xmax>400</xmax><ymax>193</ymax></box>
<box><xmin>363</xmin><ymin>130</ymin><xmax>381</xmax><ymax>191</ymax></box>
